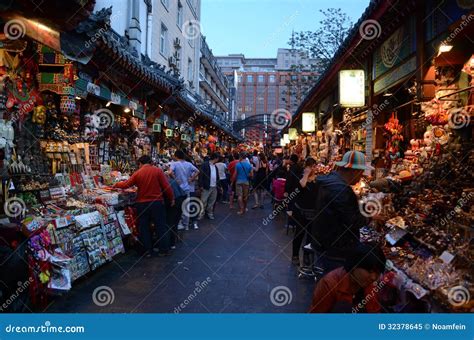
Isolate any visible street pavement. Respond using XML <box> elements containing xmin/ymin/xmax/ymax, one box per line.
<box><xmin>45</xmin><ymin>197</ymin><xmax>315</xmax><ymax>313</ymax></box>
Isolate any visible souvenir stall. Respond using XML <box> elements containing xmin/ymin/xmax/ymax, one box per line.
<box><xmin>0</xmin><ymin>35</ymin><xmax>154</xmax><ymax>309</ymax></box>
<box><xmin>357</xmin><ymin>55</ymin><xmax>473</xmax><ymax>312</ymax></box>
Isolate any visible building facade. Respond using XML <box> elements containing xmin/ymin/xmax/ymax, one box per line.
<box><xmin>217</xmin><ymin>50</ymin><xmax>318</xmax><ymax>144</ymax></box>
<box><xmin>95</xmin><ymin>0</ymin><xmax>201</xmax><ymax>93</ymax></box>
<box><xmin>199</xmin><ymin>36</ymin><xmax>231</xmax><ymax>122</ymax></box>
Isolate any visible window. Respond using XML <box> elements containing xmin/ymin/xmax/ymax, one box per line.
<box><xmin>188</xmin><ymin>58</ymin><xmax>193</xmax><ymax>81</ymax></box>
<box><xmin>177</xmin><ymin>1</ymin><xmax>183</xmax><ymax>28</ymax></box>
<box><xmin>247</xmin><ymin>75</ymin><xmax>253</xmax><ymax>83</ymax></box>
<box><xmin>269</xmin><ymin>75</ymin><xmax>276</xmax><ymax>83</ymax></box>
<box><xmin>238</xmin><ymin>75</ymin><xmax>242</xmax><ymax>83</ymax></box>
<box><xmin>291</xmin><ymin>75</ymin><xmax>297</xmax><ymax>81</ymax></box>
<box><xmin>280</xmin><ymin>75</ymin><xmax>286</xmax><ymax>82</ymax></box>
<box><xmin>161</xmin><ymin>0</ymin><xmax>169</xmax><ymax>9</ymax></box>
<box><xmin>160</xmin><ymin>23</ymin><xmax>168</xmax><ymax>56</ymax></box>
<box><xmin>258</xmin><ymin>75</ymin><xmax>264</xmax><ymax>83</ymax></box>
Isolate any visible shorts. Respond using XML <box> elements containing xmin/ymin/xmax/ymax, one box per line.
<box><xmin>236</xmin><ymin>183</ymin><xmax>249</xmax><ymax>200</ymax></box>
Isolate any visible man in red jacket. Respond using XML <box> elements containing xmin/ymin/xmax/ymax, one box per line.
<box><xmin>114</xmin><ymin>155</ymin><xmax>174</xmax><ymax>257</ymax></box>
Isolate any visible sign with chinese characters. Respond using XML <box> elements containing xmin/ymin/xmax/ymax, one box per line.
<box><xmin>302</xmin><ymin>112</ymin><xmax>316</xmax><ymax>132</ymax></box>
<box><xmin>339</xmin><ymin>70</ymin><xmax>365</xmax><ymax>107</ymax></box>
<box><xmin>111</xmin><ymin>92</ymin><xmax>121</xmax><ymax>104</ymax></box>
<box><xmin>86</xmin><ymin>82</ymin><xmax>100</xmax><ymax>96</ymax></box>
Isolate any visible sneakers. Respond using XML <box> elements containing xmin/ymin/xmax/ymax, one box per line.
<box><xmin>208</xmin><ymin>215</ymin><xmax>215</xmax><ymax>220</ymax></box>
<box><xmin>170</xmin><ymin>246</ymin><xmax>176</xmax><ymax>250</ymax></box>
<box><xmin>222</xmin><ymin>200</ymin><xmax>229</xmax><ymax>204</ymax></box>
<box><xmin>177</xmin><ymin>223</ymin><xmax>186</xmax><ymax>231</ymax></box>
<box><xmin>193</xmin><ymin>223</ymin><xmax>199</xmax><ymax>230</ymax></box>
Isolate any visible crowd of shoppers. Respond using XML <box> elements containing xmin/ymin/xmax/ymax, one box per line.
<box><xmin>114</xmin><ymin>147</ymin><xmax>386</xmax><ymax>313</ymax></box>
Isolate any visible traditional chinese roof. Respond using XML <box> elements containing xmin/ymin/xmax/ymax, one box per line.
<box><xmin>96</xmin><ymin>31</ymin><xmax>179</xmax><ymax>94</ymax></box>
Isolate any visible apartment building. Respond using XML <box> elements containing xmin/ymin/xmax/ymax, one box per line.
<box><xmin>216</xmin><ymin>50</ymin><xmax>318</xmax><ymax>144</ymax></box>
<box><xmin>95</xmin><ymin>0</ymin><xmax>201</xmax><ymax>92</ymax></box>
<box><xmin>199</xmin><ymin>36</ymin><xmax>231</xmax><ymax>121</ymax></box>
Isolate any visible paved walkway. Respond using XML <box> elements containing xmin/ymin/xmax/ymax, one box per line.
<box><xmin>45</xmin><ymin>197</ymin><xmax>315</xmax><ymax>313</ymax></box>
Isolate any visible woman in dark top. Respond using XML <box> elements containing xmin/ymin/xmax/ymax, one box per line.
<box><xmin>252</xmin><ymin>153</ymin><xmax>269</xmax><ymax>209</ymax></box>
<box><xmin>292</xmin><ymin>157</ymin><xmax>319</xmax><ymax>264</ymax></box>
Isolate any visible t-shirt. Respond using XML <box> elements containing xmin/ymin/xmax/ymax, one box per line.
<box><xmin>170</xmin><ymin>160</ymin><xmax>198</xmax><ymax>194</ymax></box>
<box><xmin>209</xmin><ymin>164</ymin><xmax>217</xmax><ymax>187</ymax></box>
<box><xmin>251</xmin><ymin>155</ymin><xmax>260</xmax><ymax>171</ymax></box>
<box><xmin>228</xmin><ymin>160</ymin><xmax>239</xmax><ymax>179</ymax></box>
<box><xmin>215</xmin><ymin>162</ymin><xmax>227</xmax><ymax>180</ymax></box>
<box><xmin>235</xmin><ymin>161</ymin><xmax>252</xmax><ymax>184</ymax></box>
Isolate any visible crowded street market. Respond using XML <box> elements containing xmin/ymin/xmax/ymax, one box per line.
<box><xmin>0</xmin><ymin>1</ymin><xmax>472</xmax><ymax>339</ymax></box>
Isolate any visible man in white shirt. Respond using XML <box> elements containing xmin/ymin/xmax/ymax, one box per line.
<box><xmin>168</xmin><ymin>150</ymin><xmax>200</xmax><ymax>229</ymax></box>
<box><xmin>198</xmin><ymin>153</ymin><xmax>220</xmax><ymax>220</ymax></box>
<box><xmin>215</xmin><ymin>156</ymin><xmax>229</xmax><ymax>203</ymax></box>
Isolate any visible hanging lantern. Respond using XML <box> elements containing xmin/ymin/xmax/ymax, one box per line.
<box><xmin>283</xmin><ymin>133</ymin><xmax>290</xmax><ymax>144</ymax></box>
<box><xmin>302</xmin><ymin>112</ymin><xmax>316</xmax><ymax>132</ymax></box>
<box><xmin>288</xmin><ymin>128</ymin><xmax>298</xmax><ymax>140</ymax></box>
<box><xmin>280</xmin><ymin>138</ymin><xmax>285</xmax><ymax>147</ymax></box>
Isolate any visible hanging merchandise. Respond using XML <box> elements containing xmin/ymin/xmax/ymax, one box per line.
<box><xmin>59</xmin><ymin>86</ymin><xmax>76</xmax><ymax>114</ymax></box>
<box><xmin>384</xmin><ymin>112</ymin><xmax>404</xmax><ymax>162</ymax></box>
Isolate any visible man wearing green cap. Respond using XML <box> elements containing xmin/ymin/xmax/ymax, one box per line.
<box><xmin>311</xmin><ymin>151</ymin><xmax>374</xmax><ymax>274</ymax></box>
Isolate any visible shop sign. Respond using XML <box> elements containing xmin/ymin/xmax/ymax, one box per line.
<box><xmin>288</xmin><ymin>128</ymin><xmax>298</xmax><ymax>140</ymax></box>
<box><xmin>373</xmin><ymin>18</ymin><xmax>416</xmax><ymax>79</ymax></box>
<box><xmin>374</xmin><ymin>56</ymin><xmax>416</xmax><ymax>94</ymax></box>
<box><xmin>365</xmin><ymin>110</ymin><xmax>373</xmax><ymax>175</ymax></box>
<box><xmin>86</xmin><ymin>82</ymin><xmax>100</xmax><ymax>96</ymax></box>
<box><xmin>129</xmin><ymin>100</ymin><xmax>138</xmax><ymax>110</ymax></box>
<box><xmin>283</xmin><ymin>134</ymin><xmax>290</xmax><ymax>144</ymax></box>
<box><xmin>339</xmin><ymin>70</ymin><xmax>365</xmax><ymax>107</ymax></box>
<box><xmin>280</xmin><ymin>138</ymin><xmax>285</xmax><ymax>147</ymax></box>
<box><xmin>302</xmin><ymin>112</ymin><xmax>316</xmax><ymax>132</ymax></box>
<box><xmin>111</xmin><ymin>92</ymin><xmax>121</xmax><ymax>105</ymax></box>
